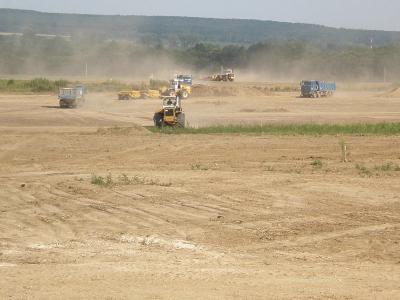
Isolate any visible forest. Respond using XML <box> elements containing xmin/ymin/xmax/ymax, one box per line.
<box><xmin>1</xmin><ymin>33</ymin><xmax>399</xmax><ymax>81</ymax></box>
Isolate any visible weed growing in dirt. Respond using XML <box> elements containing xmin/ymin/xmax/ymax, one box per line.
<box><xmin>91</xmin><ymin>174</ymin><xmax>172</xmax><ymax>188</ymax></box>
<box><xmin>91</xmin><ymin>174</ymin><xmax>114</xmax><ymax>187</ymax></box>
<box><xmin>355</xmin><ymin>162</ymin><xmax>400</xmax><ymax>177</ymax></box>
<box><xmin>191</xmin><ymin>164</ymin><xmax>209</xmax><ymax>171</ymax></box>
<box><xmin>355</xmin><ymin>164</ymin><xmax>373</xmax><ymax>177</ymax></box>
<box><xmin>311</xmin><ymin>160</ymin><xmax>323</xmax><ymax>168</ymax></box>
<box><xmin>149</xmin><ymin>123</ymin><xmax>400</xmax><ymax>136</ymax></box>
<box><xmin>374</xmin><ymin>163</ymin><xmax>400</xmax><ymax>172</ymax></box>
<box><xmin>270</xmin><ymin>86</ymin><xmax>300</xmax><ymax>92</ymax></box>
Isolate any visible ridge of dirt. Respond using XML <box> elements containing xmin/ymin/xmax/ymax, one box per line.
<box><xmin>192</xmin><ymin>83</ymin><xmax>273</xmax><ymax>97</ymax></box>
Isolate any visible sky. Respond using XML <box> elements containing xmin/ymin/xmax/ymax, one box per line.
<box><xmin>0</xmin><ymin>0</ymin><xmax>399</xmax><ymax>31</ymax></box>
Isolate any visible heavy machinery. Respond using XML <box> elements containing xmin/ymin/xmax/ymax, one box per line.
<box><xmin>143</xmin><ymin>89</ymin><xmax>161</xmax><ymax>99</ymax></box>
<box><xmin>211</xmin><ymin>69</ymin><xmax>235</xmax><ymax>82</ymax></box>
<box><xmin>59</xmin><ymin>85</ymin><xmax>86</xmax><ymax>108</ymax></box>
<box><xmin>153</xmin><ymin>96</ymin><xmax>185</xmax><ymax>128</ymax></box>
<box><xmin>118</xmin><ymin>90</ymin><xmax>141</xmax><ymax>100</ymax></box>
<box><xmin>118</xmin><ymin>89</ymin><xmax>161</xmax><ymax>100</ymax></box>
<box><xmin>300</xmin><ymin>80</ymin><xmax>336</xmax><ymax>98</ymax></box>
<box><xmin>161</xmin><ymin>79</ymin><xmax>192</xmax><ymax>99</ymax></box>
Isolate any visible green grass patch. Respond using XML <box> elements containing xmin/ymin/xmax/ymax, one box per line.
<box><xmin>0</xmin><ymin>78</ymin><xmax>169</xmax><ymax>94</ymax></box>
<box><xmin>148</xmin><ymin>123</ymin><xmax>400</xmax><ymax>136</ymax></box>
<box><xmin>0</xmin><ymin>78</ymin><xmax>69</xmax><ymax>93</ymax></box>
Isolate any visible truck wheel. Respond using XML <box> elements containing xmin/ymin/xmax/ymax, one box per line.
<box><xmin>177</xmin><ymin>113</ymin><xmax>185</xmax><ymax>128</ymax></box>
<box><xmin>181</xmin><ymin>90</ymin><xmax>189</xmax><ymax>99</ymax></box>
<box><xmin>153</xmin><ymin>112</ymin><xmax>164</xmax><ymax>128</ymax></box>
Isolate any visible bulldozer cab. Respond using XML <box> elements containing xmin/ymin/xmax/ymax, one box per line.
<box><xmin>163</xmin><ymin>96</ymin><xmax>181</xmax><ymax>123</ymax></box>
<box><xmin>154</xmin><ymin>96</ymin><xmax>185</xmax><ymax>128</ymax></box>
<box><xmin>163</xmin><ymin>96</ymin><xmax>180</xmax><ymax>109</ymax></box>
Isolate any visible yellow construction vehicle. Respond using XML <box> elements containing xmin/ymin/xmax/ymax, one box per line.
<box><xmin>210</xmin><ymin>69</ymin><xmax>235</xmax><ymax>82</ymax></box>
<box><xmin>141</xmin><ymin>89</ymin><xmax>161</xmax><ymax>99</ymax></box>
<box><xmin>153</xmin><ymin>96</ymin><xmax>185</xmax><ymax>128</ymax></box>
<box><xmin>118</xmin><ymin>90</ymin><xmax>141</xmax><ymax>100</ymax></box>
<box><xmin>161</xmin><ymin>79</ymin><xmax>192</xmax><ymax>99</ymax></box>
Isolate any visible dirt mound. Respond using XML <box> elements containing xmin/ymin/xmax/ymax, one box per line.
<box><xmin>192</xmin><ymin>84</ymin><xmax>273</xmax><ymax>97</ymax></box>
<box><xmin>379</xmin><ymin>86</ymin><xmax>400</xmax><ymax>98</ymax></box>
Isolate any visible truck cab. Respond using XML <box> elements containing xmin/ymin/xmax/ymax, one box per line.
<box><xmin>301</xmin><ymin>80</ymin><xmax>319</xmax><ymax>98</ymax></box>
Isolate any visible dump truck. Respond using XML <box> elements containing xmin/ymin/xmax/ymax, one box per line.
<box><xmin>59</xmin><ymin>85</ymin><xmax>86</xmax><ymax>108</ymax></box>
<box><xmin>300</xmin><ymin>80</ymin><xmax>336</xmax><ymax>98</ymax></box>
<box><xmin>153</xmin><ymin>96</ymin><xmax>185</xmax><ymax>128</ymax></box>
<box><xmin>211</xmin><ymin>69</ymin><xmax>235</xmax><ymax>82</ymax></box>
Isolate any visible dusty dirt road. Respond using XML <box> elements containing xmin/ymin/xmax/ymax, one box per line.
<box><xmin>0</xmin><ymin>88</ymin><xmax>400</xmax><ymax>299</ymax></box>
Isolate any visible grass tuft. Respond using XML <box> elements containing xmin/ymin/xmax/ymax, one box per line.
<box><xmin>311</xmin><ymin>160</ymin><xmax>323</xmax><ymax>168</ymax></box>
<box><xmin>374</xmin><ymin>163</ymin><xmax>400</xmax><ymax>172</ymax></box>
<box><xmin>91</xmin><ymin>174</ymin><xmax>114</xmax><ymax>187</ymax></box>
<box><xmin>355</xmin><ymin>164</ymin><xmax>373</xmax><ymax>177</ymax></box>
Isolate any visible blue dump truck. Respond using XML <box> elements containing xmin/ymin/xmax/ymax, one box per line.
<box><xmin>300</xmin><ymin>80</ymin><xmax>336</xmax><ymax>98</ymax></box>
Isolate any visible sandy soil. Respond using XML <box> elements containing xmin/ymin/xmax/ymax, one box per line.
<box><xmin>0</xmin><ymin>87</ymin><xmax>400</xmax><ymax>299</ymax></box>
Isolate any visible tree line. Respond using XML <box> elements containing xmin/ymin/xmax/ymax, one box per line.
<box><xmin>1</xmin><ymin>34</ymin><xmax>400</xmax><ymax>81</ymax></box>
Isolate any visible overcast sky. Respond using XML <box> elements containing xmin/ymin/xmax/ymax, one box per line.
<box><xmin>0</xmin><ymin>0</ymin><xmax>399</xmax><ymax>31</ymax></box>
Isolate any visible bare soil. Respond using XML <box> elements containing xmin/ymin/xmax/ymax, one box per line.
<box><xmin>0</xmin><ymin>86</ymin><xmax>400</xmax><ymax>299</ymax></box>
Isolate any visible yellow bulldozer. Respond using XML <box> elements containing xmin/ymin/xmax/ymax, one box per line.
<box><xmin>153</xmin><ymin>96</ymin><xmax>185</xmax><ymax>128</ymax></box>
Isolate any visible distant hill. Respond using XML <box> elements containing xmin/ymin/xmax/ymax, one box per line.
<box><xmin>1</xmin><ymin>9</ymin><xmax>400</xmax><ymax>47</ymax></box>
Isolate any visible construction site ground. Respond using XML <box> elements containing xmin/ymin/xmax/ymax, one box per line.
<box><xmin>0</xmin><ymin>83</ymin><xmax>400</xmax><ymax>299</ymax></box>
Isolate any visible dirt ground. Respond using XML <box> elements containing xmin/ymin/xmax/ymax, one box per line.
<box><xmin>1</xmin><ymin>85</ymin><xmax>400</xmax><ymax>299</ymax></box>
